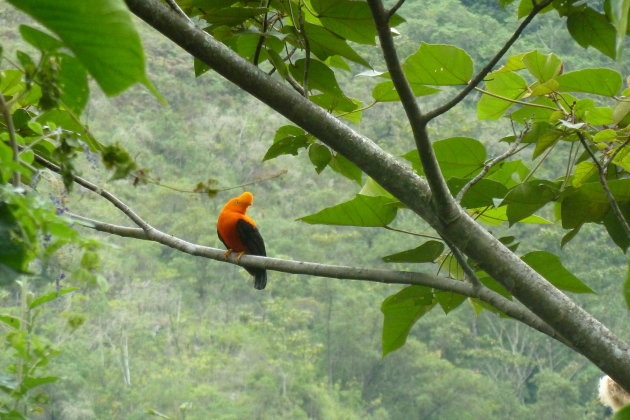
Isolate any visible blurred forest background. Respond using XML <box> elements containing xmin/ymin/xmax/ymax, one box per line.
<box><xmin>1</xmin><ymin>0</ymin><xmax>628</xmax><ymax>418</ymax></box>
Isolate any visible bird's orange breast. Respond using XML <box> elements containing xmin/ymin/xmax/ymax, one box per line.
<box><xmin>217</xmin><ymin>211</ymin><xmax>257</xmax><ymax>252</ymax></box>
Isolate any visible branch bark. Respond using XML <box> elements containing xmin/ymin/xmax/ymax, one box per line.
<box><xmin>67</xmin><ymin>213</ymin><xmax>566</xmax><ymax>346</ymax></box>
<box><xmin>0</xmin><ymin>92</ymin><xmax>20</xmax><ymax>187</ymax></box>
<box><xmin>124</xmin><ymin>0</ymin><xmax>630</xmax><ymax>389</ymax></box>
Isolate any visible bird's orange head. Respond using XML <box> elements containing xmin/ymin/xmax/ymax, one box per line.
<box><xmin>223</xmin><ymin>191</ymin><xmax>254</xmax><ymax>214</ymax></box>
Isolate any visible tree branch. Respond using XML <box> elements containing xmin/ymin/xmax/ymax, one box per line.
<box><xmin>577</xmin><ymin>132</ymin><xmax>630</xmax><ymax>238</ymax></box>
<box><xmin>367</xmin><ymin>0</ymin><xmax>458</xmax><ymax>221</ymax></box>
<box><xmin>66</xmin><ymin>212</ymin><xmax>567</xmax><ymax>346</ymax></box>
<box><xmin>0</xmin><ymin>93</ymin><xmax>20</xmax><ymax>187</ymax></box>
<box><xmin>164</xmin><ymin>0</ymin><xmax>195</xmax><ymax>25</ymax></box>
<box><xmin>423</xmin><ymin>0</ymin><xmax>555</xmax><ymax>121</ymax></box>
<box><xmin>125</xmin><ymin>0</ymin><xmax>630</xmax><ymax>389</ymax></box>
<box><xmin>33</xmin><ymin>154</ymin><xmax>153</xmax><ymax>232</ymax></box>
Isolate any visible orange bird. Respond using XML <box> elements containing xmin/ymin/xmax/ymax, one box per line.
<box><xmin>217</xmin><ymin>192</ymin><xmax>267</xmax><ymax>290</ymax></box>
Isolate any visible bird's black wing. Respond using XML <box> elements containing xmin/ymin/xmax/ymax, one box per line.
<box><xmin>236</xmin><ymin>219</ymin><xmax>266</xmax><ymax>257</ymax></box>
<box><xmin>236</xmin><ymin>219</ymin><xmax>267</xmax><ymax>290</ymax></box>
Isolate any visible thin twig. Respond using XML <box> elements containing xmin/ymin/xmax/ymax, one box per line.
<box><xmin>456</xmin><ymin>132</ymin><xmax>523</xmax><ymax>203</ymax></box>
<box><xmin>65</xmin><ymin>211</ymin><xmax>567</xmax><ymax>345</ymax></box>
<box><xmin>473</xmin><ymin>87</ymin><xmax>559</xmax><ymax>110</ymax></box>
<box><xmin>424</xmin><ymin>0</ymin><xmax>555</xmax><ymax>121</ymax></box>
<box><xmin>577</xmin><ymin>132</ymin><xmax>630</xmax><ymax>238</ymax></box>
<box><xmin>384</xmin><ymin>225</ymin><xmax>442</xmax><ymax>240</ymax></box>
<box><xmin>253</xmin><ymin>0</ymin><xmax>272</xmax><ymax>66</ymax></box>
<box><xmin>298</xmin><ymin>1</ymin><xmax>311</xmax><ymax>98</ymax></box>
<box><xmin>386</xmin><ymin>0</ymin><xmax>406</xmax><ymax>21</ymax></box>
<box><xmin>0</xmin><ymin>93</ymin><xmax>20</xmax><ymax>187</ymax></box>
<box><xmin>446</xmin><ymin>242</ymin><xmax>482</xmax><ymax>289</ymax></box>
<box><xmin>164</xmin><ymin>0</ymin><xmax>195</xmax><ymax>25</ymax></box>
<box><xmin>33</xmin><ymin>153</ymin><xmax>153</xmax><ymax>232</ymax></box>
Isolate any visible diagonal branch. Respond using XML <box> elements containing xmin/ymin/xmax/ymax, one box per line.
<box><xmin>577</xmin><ymin>132</ymin><xmax>630</xmax><ymax>238</ymax></box>
<box><xmin>367</xmin><ymin>0</ymin><xmax>457</xmax><ymax>221</ymax></box>
<box><xmin>424</xmin><ymin>0</ymin><xmax>555</xmax><ymax>121</ymax></box>
<box><xmin>66</xmin><ymin>212</ymin><xmax>567</xmax><ymax>346</ymax></box>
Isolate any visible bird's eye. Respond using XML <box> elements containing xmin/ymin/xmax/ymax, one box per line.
<box><xmin>235</xmin><ymin>200</ymin><xmax>240</xmax><ymax>204</ymax></box>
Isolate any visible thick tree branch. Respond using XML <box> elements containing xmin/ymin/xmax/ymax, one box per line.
<box><xmin>0</xmin><ymin>93</ymin><xmax>20</xmax><ymax>187</ymax></box>
<box><xmin>125</xmin><ymin>0</ymin><xmax>630</xmax><ymax>389</ymax></box>
<box><xmin>424</xmin><ymin>0</ymin><xmax>555</xmax><ymax>121</ymax></box>
<box><xmin>577</xmin><ymin>132</ymin><xmax>630</xmax><ymax>238</ymax></box>
<box><xmin>66</xmin><ymin>212</ymin><xmax>568</xmax><ymax>346</ymax></box>
<box><xmin>367</xmin><ymin>0</ymin><xmax>457</xmax><ymax>221</ymax></box>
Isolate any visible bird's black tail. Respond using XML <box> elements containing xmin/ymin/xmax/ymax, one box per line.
<box><xmin>254</xmin><ymin>270</ymin><xmax>267</xmax><ymax>290</ymax></box>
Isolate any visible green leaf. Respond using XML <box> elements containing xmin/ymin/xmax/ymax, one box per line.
<box><xmin>299</xmin><ymin>194</ymin><xmax>398</xmax><ymax>226</ymax></box>
<box><xmin>403</xmin><ymin>43</ymin><xmax>473</xmax><ymax>85</ymax></box>
<box><xmin>56</xmin><ymin>53</ymin><xmax>89</xmax><ymax>114</ymax></box>
<box><xmin>263</xmin><ymin>127</ymin><xmax>310</xmax><ymax>161</ymax></box>
<box><xmin>328</xmin><ymin>153</ymin><xmax>362</xmax><ymax>185</ymax></box>
<box><xmin>561</xmin><ymin>226</ymin><xmax>582</xmax><ymax>248</ymax></box>
<box><xmin>625</xmin><ymin>257</ymin><xmax>630</xmax><ymax>310</ymax></box>
<box><xmin>19</xmin><ymin>25</ymin><xmax>63</xmax><ymax>51</ymax></box>
<box><xmin>522</xmin><ymin>251</ymin><xmax>594</xmax><ymax>293</ymax></box>
<box><xmin>308</xmin><ymin>144</ymin><xmax>332</xmax><ymax>173</ymax></box>
<box><xmin>359</xmin><ymin>177</ymin><xmax>394</xmax><ymax>199</ymax></box>
<box><xmin>312</xmin><ymin>0</ymin><xmax>403</xmax><ymax>45</ymax></box>
<box><xmin>447</xmin><ymin>178</ymin><xmax>508</xmax><ymax>208</ymax></box>
<box><xmin>20</xmin><ymin>376</ymin><xmax>59</xmax><ymax>393</ymax></box>
<box><xmin>403</xmin><ymin>137</ymin><xmax>486</xmax><ymax>179</ymax></box>
<box><xmin>202</xmin><ymin>7</ymin><xmax>267</xmax><ymax>26</ymax></box>
<box><xmin>8</xmin><ymin>0</ymin><xmax>153</xmax><ymax>96</ymax></box>
<box><xmin>556</xmin><ymin>69</ymin><xmax>622</xmax><ymax>96</ymax></box>
<box><xmin>0</xmin><ymin>315</ymin><xmax>20</xmax><ymax>329</ymax></box>
<box><xmin>503</xmin><ymin>181</ymin><xmax>558</xmax><ymax>225</ymax></box>
<box><xmin>567</xmin><ymin>7</ymin><xmax>616</xmax><ymax>59</ymax></box>
<box><xmin>603</xmin><ymin>202</ymin><xmax>630</xmax><ymax>252</ymax></box>
<box><xmin>371</xmin><ymin>81</ymin><xmax>439</xmax><ymax>102</ymax></box>
<box><xmin>475</xmin><ymin>206</ymin><xmax>552</xmax><ymax>226</ymax></box>
<box><xmin>572</xmin><ymin>161</ymin><xmax>599</xmax><ymax>187</ymax></box>
<box><xmin>613</xmin><ymin>403</ymin><xmax>630</xmax><ymax>420</ymax></box>
<box><xmin>381</xmin><ymin>286</ymin><xmax>434</xmax><ymax>356</ymax></box>
<box><xmin>382</xmin><ymin>241</ymin><xmax>444</xmax><ymax>263</ymax></box>
<box><xmin>495</xmin><ymin>52</ymin><xmax>528</xmax><ymax>73</ymax></box>
<box><xmin>301</xmin><ymin>23</ymin><xmax>369</xmax><ymax>67</ymax></box>
<box><xmin>477</xmin><ymin>71</ymin><xmax>528</xmax><ymax>120</ymax></box>
<box><xmin>486</xmin><ymin>160</ymin><xmax>530</xmax><ymax>188</ymax></box>
<box><xmin>290</xmin><ymin>59</ymin><xmax>343</xmax><ymax>96</ymax></box>
<box><xmin>29</xmin><ymin>287</ymin><xmax>79</xmax><ymax>309</ymax></box>
<box><xmin>434</xmin><ymin>291</ymin><xmax>466</xmax><ymax>314</ymax></box>
<box><xmin>522</xmin><ymin>50</ymin><xmax>562</xmax><ymax>82</ymax></box>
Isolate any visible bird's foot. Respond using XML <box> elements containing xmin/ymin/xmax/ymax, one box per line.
<box><xmin>235</xmin><ymin>251</ymin><xmax>246</xmax><ymax>263</ymax></box>
<box><xmin>223</xmin><ymin>249</ymin><xmax>234</xmax><ymax>260</ymax></box>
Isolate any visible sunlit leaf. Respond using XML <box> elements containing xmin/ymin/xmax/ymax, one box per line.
<box><xmin>556</xmin><ymin>68</ymin><xmax>622</xmax><ymax>96</ymax></box>
<box><xmin>522</xmin><ymin>50</ymin><xmax>562</xmax><ymax>82</ymax></box>
<box><xmin>477</xmin><ymin>71</ymin><xmax>528</xmax><ymax>119</ymax></box>
<box><xmin>299</xmin><ymin>194</ymin><xmax>398</xmax><ymax>226</ymax></box>
<box><xmin>521</xmin><ymin>251</ymin><xmax>594</xmax><ymax>293</ymax></box>
<box><xmin>381</xmin><ymin>286</ymin><xmax>434</xmax><ymax>356</ymax></box>
<box><xmin>382</xmin><ymin>241</ymin><xmax>444</xmax><ymax>263</ymax></box>
<box><xmin>403</xmin><ymin>43</ymin><xmax>473</xmax><ymax>85</ymax></box>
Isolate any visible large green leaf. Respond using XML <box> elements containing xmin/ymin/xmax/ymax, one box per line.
<box><xmin>403</xmin><ymin>43</ymin><xmax>473</xmax><ymax>86</ymax></box>
<box><xmin>371</xmin><ymin>81</ymin><xmax>440</xmax><ymax>102</ymax></box>
<box><xmin>486</xmin><ymin>160</ymin><xmax>530</xmax><ymax>188</ymax></box>
<box><xmin>301</xmin><ymin>23</ymin><xmax>369</xmax><ymax>67</ymax></box>
<box><xmin>567</xmin><ymin>7</ymin><xmax>616</xmax><ymax>59</ymax></box>
<box><xmin>502</xmin><ymin>181</ymin><xmax>559</xmax><ymax>225</ymax></box>
<box><xmin>477</xmin><ymin>71</ymin><xmax>528</xmax><ymax>120</ymax></box>
<box><xmin>8</xmin><ymin>0</ymin><xmax>153</xmax><ymax>96</ymax></box>
<box><xmin>312</xmin><ymin>0</ymin><xmax>404</xmax><ymax>45</ymax></box>
<box><xmin>403</xmin><ymin>137</ymin><xmax>486</xmax><ymax>179</ymax></box>
<box><xmin>290</xmin><ymin>59</ymin><xmax>343</xmax><ymax>96</ymax></box>
<box><xmin>328</xmin><ymin>153</ymin><xmax>362</xmax><ymax>185</ymax></box>
<box><xmin>382</xmin><ymin>241</ymin><xmax>445</xmax><ymax>263</ymax></box>
<box><xmin>522</xmin><ymin>50</ymin><xmax>562</xmax><ymax>82</ymax></box>
<box><xmin>556</xmin><ymin>69</ymin><xmax>622</xmax><ymax>96</ymax></box>
<box><xmin>202</xmin><ymin>6</ymin><xmax>267</xmax><ymax>26</ymax></box>
<box><xmin>381</xmin><ymin>286</ymin><xmax>434</xmax><ymax>356</ymax></box>
<box><xmin>603</xmin><ymin>202</ymin><xmax>630</xmax><ymax>252</ymax></box>
<box><xmin>299</xmin><ymin>194</ymin><xmax>398</xmax><ymax>226</ymax></box>
<box><xmin>521</xmin><ymin>251</ymin><xmax>594</xmax><ymax>293</ymax></box>
<box><xmin>475</xmin><ymin>206</ymin><xmax>552</xmax><ymax>226</ymax></box>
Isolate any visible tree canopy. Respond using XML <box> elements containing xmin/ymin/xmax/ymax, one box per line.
<box><xmin>1</xmin><ymin>0</ymin><xmax>630</xmax><ymax>418</ymax></box>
